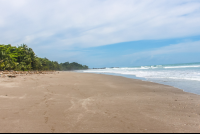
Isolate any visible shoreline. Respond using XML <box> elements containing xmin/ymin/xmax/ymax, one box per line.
<box><xmin>0</xmin><ymin>71</ymin><xmax>200</xmax><ymax>132</ymax></box>
<box><xmin>78</xmin><ymin>70</ymin><xmax>200</xmax><ymax>96</ymax></box>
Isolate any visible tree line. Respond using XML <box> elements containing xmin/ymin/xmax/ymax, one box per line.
<box><xmin>0</xmin><ymin>44</ymin><xmax>88</xmax><ymax>71</ymax></box>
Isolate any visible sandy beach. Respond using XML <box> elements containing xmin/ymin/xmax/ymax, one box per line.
<box><xmin>0</xmin><ymin>71</ymin><xmax>200</xmax><ymax>133</ymax></box>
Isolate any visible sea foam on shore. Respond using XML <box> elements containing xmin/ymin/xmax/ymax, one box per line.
<box><xmin>81</xmin><ymin>62</ymin><xmax>200</xmax><ymax>95</ymax></box>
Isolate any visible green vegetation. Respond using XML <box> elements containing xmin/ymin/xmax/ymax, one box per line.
<box><xmin>0</xmin><ymin>44</ymin><xmax>88</xmax><ymax>71</ymax></box>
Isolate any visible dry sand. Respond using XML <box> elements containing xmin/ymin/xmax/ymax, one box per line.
<box><xmin>0</xmin><ymin>71</ymin><xmax>200</xmax><ymax>133</ymax></box>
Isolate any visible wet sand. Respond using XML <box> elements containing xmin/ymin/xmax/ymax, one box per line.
<box><xmin>0</xmin><ymin>71</ymin><xmax>200</xmax><ymax>133</ymax></box>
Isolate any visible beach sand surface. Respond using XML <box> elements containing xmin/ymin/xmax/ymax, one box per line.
<box><xmin>0</xmin><ymin>71</ymin><xmax>200</xmax><ymax>133</ymax></box>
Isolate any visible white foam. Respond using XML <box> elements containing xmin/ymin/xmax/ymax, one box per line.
<box><xmin>84</xmin><ymin>63</ymin><xmax>200</xmax><ymax>82</ymax></box>
<box><xmin>164</xmin><ymin>65</ymin><xmax>200</xmax><ymax>69</ymax></box>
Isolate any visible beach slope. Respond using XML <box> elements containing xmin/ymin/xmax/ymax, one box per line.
<box><xmin>0</xmin><ymin>71</ymin><xmax>200</xmax><ymax>133</ymax></box>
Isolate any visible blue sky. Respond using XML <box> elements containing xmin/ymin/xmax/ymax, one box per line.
<box><xmin>0</xmin><ymin>0</ymin><xmax>200</xmax><ymax>68</ymax></box>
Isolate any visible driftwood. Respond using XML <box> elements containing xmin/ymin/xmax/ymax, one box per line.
<box><xmin>0</xmin><ymin>71</ymin><xmax>56</xmax><ymax>78</ymax></box>
<box><xmin>7</xmin><ymin>75</ymin><xmax>16</xmax><ymax>78</ymax></box>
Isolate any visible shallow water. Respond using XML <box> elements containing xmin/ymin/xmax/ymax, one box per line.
<box><xmin>79</xmin><ymin>62</ymin><xmax>200</xmax><ymax>95</ymax></box>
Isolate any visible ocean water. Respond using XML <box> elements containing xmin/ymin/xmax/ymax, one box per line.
<box><xmin>79</xmin><ymin>62</ymin><xmax>200</xmax><ymax>95</ymax></box>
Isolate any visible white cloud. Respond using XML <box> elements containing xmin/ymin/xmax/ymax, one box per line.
<box><xmin>0</xmin><ymin>0</ymin><xmax>200</xmax><ymax>50</ymax></box>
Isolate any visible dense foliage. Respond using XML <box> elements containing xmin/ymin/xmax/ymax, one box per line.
<box><xmin>0</xmin><ymin>44</ymin><xmax>88</xmax><ymax>71</ymax></box>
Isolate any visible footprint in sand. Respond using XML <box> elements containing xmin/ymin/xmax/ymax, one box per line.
<box><xmin>44</xmin><ymin>117</ymin><xmax>48</xmax><ymax>123</ymax></box>
<box><xmin>43</xmin><ymin>111</ymin><xmax>47</xmax><ymax>115</ymax></box>
<box><xmin>51</xmin><ymin>126</ymin><xmax>55</xmax><ymax>133</ymax></box>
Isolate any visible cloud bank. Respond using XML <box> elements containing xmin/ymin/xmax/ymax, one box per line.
<box><xmin>0</xmin><ymin>0</ymin><xmax>200</xmax><ymax>50</ymax></box>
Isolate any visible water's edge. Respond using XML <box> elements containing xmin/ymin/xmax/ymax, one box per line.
<box><xmin>75</xmin><ymin>70</ymin><xmax>200</xmax><ymax>96</ymax></box>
